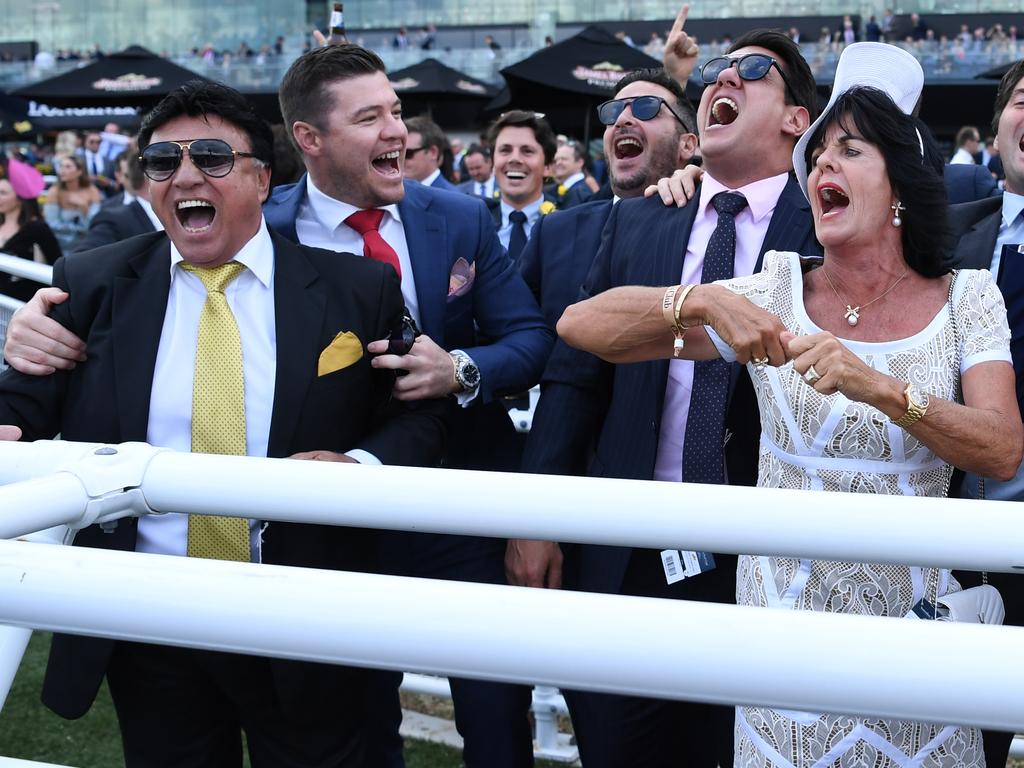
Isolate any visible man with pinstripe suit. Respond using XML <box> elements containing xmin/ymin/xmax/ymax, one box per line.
<box><xmin>514</xmin><ymin>29</ymin><xmax>822</xmax><ymax>768</ymax></box>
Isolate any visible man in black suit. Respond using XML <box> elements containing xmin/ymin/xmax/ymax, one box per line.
<box><xmin>513</xmin><ymin>29</ymin><xmax>820</xmax><ymax>768</ymax></box>
<box><xmin>74</xmin><ymin>143</ymin><xmax>160</xmax><ymax>252</ymax></box>
<box><xmin>0</xmin><ymin>81</ymin><xmax>448</xmax><ymax>767</ymax></box>
<box><xmin>77</xmin><ymin>131</ymin><xmax>118</xmax><ymax>197</ymax></box>
<box><xmin>946</xmin><ymin>58</ymin><xmax>1024</xmax><ymax>768</ymax></box>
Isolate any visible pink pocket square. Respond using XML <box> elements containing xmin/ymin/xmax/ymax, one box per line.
<box><xmin>447</xmin><ymin>258</ymin><xmax>475</xmax><ymax>300</ymax></box>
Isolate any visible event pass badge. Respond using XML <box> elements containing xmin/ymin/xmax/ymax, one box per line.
<box><xmin>660</xmin><ymin>550</ymin><xmax>716</xmax><ymax>585</ymax></box>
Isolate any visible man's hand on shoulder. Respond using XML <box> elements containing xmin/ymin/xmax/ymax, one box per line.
<box><xmin>505</xmin><ymin>539</ymin><xmax>563</xmax><ymax>589</ymax></box>
<box><xmin>5</xmin><ymin>288</ymin><xmax>87</xmax><ymax>375</ymax></box>
<box><xmin>644</xmin><ymin>165</ymin><xmax>703</xmax><ymax>207</ymax></box>
<box><xmin>368</xmin><ymin>334</ymin><xmax>458</xmax><ymax>400</ymax></box>
<box><xmin>0</xmin><ymin>426</ymin><xmax>22</xmax><ymax>441</ymax></box>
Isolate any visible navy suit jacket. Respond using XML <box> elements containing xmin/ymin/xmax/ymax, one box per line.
<box><xmin>429</xmin><ymin>173</ymin><xmax>457</xmax><ymax>192</ymax></box>
<box><xmin>523</xmin><ymin>175</ymin><xmax>819</xmax><ymax>596</ymax></box>
<box><xmin>518</xmin><ymin>199</ymin><xmax>613</xmax><ymax>330</ymax></box>
<box><xmin>946</xmin><ymin>193</ymin><xmax>1024</xmax><ymax>628</ymax></box>
<box><xmin>943</xmin><ymin>163</ymin><xmax>1000</xmax><ymax>205</ymax></box>
<box><xmin>264</xmin><ymin>176</ymin><xmax>552</xmax><ymax>404</ymax></box>
<box><xmin>73</xmin><ymin>199</ymin><xmax>156</xmax><ymax>252</ymax></box>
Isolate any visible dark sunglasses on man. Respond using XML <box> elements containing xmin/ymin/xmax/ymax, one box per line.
<box><xmin>596</xmin><ymin>95</ymin><xmax>691</xmax><ymax>129</ymax></box>
<box><xmin>139</xmin><ymin>138</ymin><xmax>261</xmax><ymax>182</ymax></box>
<box><xmin>699</xmin><ymin>53</ymin><xmax>798</xmax><ymax>102</ymax></box>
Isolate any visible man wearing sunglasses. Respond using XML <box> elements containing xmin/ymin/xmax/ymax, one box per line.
<box><xmin>512</xmin><ymin>29</ymin><xmax>821</xmax><ymax>768</ymax></box>
<box><xmin>0</xmin><ymin>80</ymin><xmax>450</xmax><ymax>767</ymax></box>
<box><xmin>403</xmin><ymin>115</ymin><xmax>457</xmax><ymax>191</ymax></box>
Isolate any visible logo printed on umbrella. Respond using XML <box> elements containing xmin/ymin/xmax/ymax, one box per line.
<box><xmin>390</xmin><ymin>77</ymin><xmax>420</xmax><ymax>90</ymax></box>
<box><xmin>92</xmin><ymin>73</ymin><xmax>163</xmax><ymax>93</ymax></box>
<box><xmin>572</xmin><ymin>61</ymin><xmax>625</xmax><ymax>88</ymax></box>
<box><xmin>455</xmin><ymin>80</ymin><xmax>486</xmax><ymax>94</ymax></box>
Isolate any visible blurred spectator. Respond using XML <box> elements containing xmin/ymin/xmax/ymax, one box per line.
<box><xmin>951</xmin><ymin>125</ymin><xmax>980</xmax><ymax>164</ymax></box>
<box><xmin>910</xmin><ymin>13</ymin><xmax>928</xmax><ymax>41</ymax></box>
<box><xmin>43</xmin><ymin>155</ymin><xmax>102</xmax><ymax>252</ymax></box>
<box><xmin>818</xmin><ymin>27</ymin><xmax>832</xmax><ymax>45</ymax></box>
<box><xmin>54</xmin><ymin>131</ymin><xmax>80</xmax><ymax>158</ymax></box>
<box><xmin>615</xmin><ymin>30</ymin><xmax>636</xmax><ymax>47</ymax></box>
<box><xmin>270</xmin><ymin>124</ymin><xmax>304</xmax><ymax>189</ymax></box>
<box><xmin>881</xmin><ymin>8</ymin><xmax>895</xmax><ymax>41</ymax></box>
<box><xmin>484</xmin><ymin>34</ymin><xmax>502</xmax><ymax>58</ymax></box>
<box><xmin>76</xmin><ymin>132</ymin><xmax>117</xmax><ymax>197</ymax></box>
<box><xmin>457</xmin><ymin>144</ymin><xmax>497</xmax><ymax>200</ymax></box>
<box><xmin>864</xmin><ymin>16</ymin><xmax>881</xmax><ymax>42</ymax></box>
<box><xmin>544</xmin><ymin>35</ymin><xmax>555</xmax><ymax>47</ymax></box>
<box><xmin>393</xmin><ymin>26</ymin><xmax>410</xmax><ymax>49</ymax></box>
<box><xmin>404</xmin><ymin>116</ymin><xmax>456</xmax><ymax>190</ymax></box>
<box><xmin>0</xmin><ymin>158</ymin><xmax>61</xmax><ymax>301</ymax></box>
<box><xmin>419</xmin><ymin>24</ymin><xmax>437</xmax><ymax>50</ymax></box>
<box><xmin>957</xmin><ymin>24</ymin><xmax>972</xmax><ymax>46</ymax></box>
<box><xmin>987</xmin><ymin>23</ymin><xmax>1007</xmax><ymax>42</ymax></box>
<box><xmin>788</xmin><ymin>27</ymin><xmax>801</xmax><ymax>43</ymax></box>
<box><xmin>98</xmin><ymin>123</ymin><xmax>130</xmax><ymax>163</ymax></box>
<box><xmin>842</xmin><ymin>15</ymin><xmax>857</xmax><ymax>45</ymax></box>
<box><xmin>645</xmin><ymin>31</ymin><xmax>666</xmax><ymax>55</ymax></box>
<box><xmin>274</xmin><ymin>35</ymin><xmax>285</xmax><ymax>55</ymax></box>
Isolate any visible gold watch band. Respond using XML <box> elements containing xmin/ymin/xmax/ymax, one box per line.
<box><xmin>893</xmin><ymin>383</ymin><xmax>928</xmax><ymax>428</ymax></box>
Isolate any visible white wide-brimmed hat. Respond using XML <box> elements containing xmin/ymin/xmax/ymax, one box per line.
<box><xmin>792</xmin><ymin>42</ymin><xmax>924</xmax><ymax>200</ymax></box>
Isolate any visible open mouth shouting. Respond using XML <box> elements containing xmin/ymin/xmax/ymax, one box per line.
<box><xmin>613</xmin><ymin>135</ymin><xmax>644</xmax><ymax>160</ymax></box>
<box><xmin>177</xmin><ymin>199</ymin><xmax>216</xmax><ymax>233</ymax></box>
<box><xmin>817</xmin><ymin>183</ymin><xmax>850</xmax><ymax>218</ymax></box>
<box><xmin>372</xmin><ymin>149</ymin><xmax>401</xmax><ymax>177</ymax></box>
<box><xmin>708</xmin><ymin>96</ymin><xmax>739</xmax><ymax>127</ymax></box>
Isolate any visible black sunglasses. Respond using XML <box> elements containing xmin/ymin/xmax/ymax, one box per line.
<box><xmin>597</xmin><ymin>96</ymin><xmax>691</xmax><ymax>130</ymax></box>
<box><xmin>139</xmin><ymin>138</ymin><xmax>260</xmax><ymax>182</ymax></box>
<box><xmin>405</xmin><ymin>146</ymin><xmax>429</xmax><ymax>161</ymax></box>
<box><xmin>700</xmin><ymin>53</ymin><xmax>798</xmax><ymax>103</ymax></box>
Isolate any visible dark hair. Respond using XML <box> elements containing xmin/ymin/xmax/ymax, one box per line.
<box><xmin>116</xmin><ymin>144</ymin><xmax>145</xmax><ymax>192</ymax></box>
<box><xmin>613</xmin><ymin>67</ymin><xmax>697</xmax><ymax>134</ymax></box>
<box><xmin>138</xmin><ymin>80</ymin><xmax>273</xmax><ymax>172</ymax></box>
<box><xmin>804</xmin><ymin>87</ymin><xmax>949</xmax><ymax>277</ymax></box>
<box><xmin>0</xmin><ymin>183</ymin><xmax>41</xmax><ymax>228</ymax></box>
<box><xmin>486</xmin><ymin>111</ymin><xmax>557</xmax><ymax>163</ymax></box>
<box><xmin>955</xmin><ymin>125</ymin><xmax>979</xmax><ymax>148</ymax></box>
<box><xmin>728</xmin><ymin>29</ymin><xmax>818</xmax><ymax>121</ymax></box>
<box><xmin>404</xmin><ymin>115</ymin><xmax>447</xmax><ymax>153</ymax></box>
<box><xmin>58</xmin><ymin>154</ymin><xmax>92</xmax><ymax>191</ymax></box>
<box><xmin>465</xmin><ymin>143</ymin><xmax>491</xmax><ymax>161</ymax></box>
<box><xmin>992</xmin><ymin>60</ymin><xmax>1024</xmax><ymax>135</ymax></box>
<box><xmin>279</xmin><ymin>44</ymin><xmax>386</xmax><ymax>138</ymax></box>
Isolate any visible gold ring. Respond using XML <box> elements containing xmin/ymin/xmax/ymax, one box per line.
<box><xmin>753</xmin><ymin>356</ymin><xmax>769</xmax><ymax>368</ymax></box>
<box><xmin>803</xmin><ymin>365</ymin><xmax>821</xmax><ymax>384</ymax></box>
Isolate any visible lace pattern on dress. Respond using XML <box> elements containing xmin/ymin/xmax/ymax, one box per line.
<box><xmin>716</xmin><ymin>251</ymin><xmax>1005</xmax><ymax>768</ymax></box>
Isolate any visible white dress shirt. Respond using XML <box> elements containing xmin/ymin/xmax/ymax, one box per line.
<box><xmin>296</xmin><ymin>175</ymin><xmax>420</xmax><ymax>327</ymax></box>
<box><xmin>497</xmin><ymin>195</ymin><xmax>544</xmax><ymax>251</ymax></box>
<box><xmin>653</xmin><ymin>171</ymin><xmax>789</xmax><ymax>483</ymax></box>
<box><xmin>562</xmin><ymin>172</ymin><xmax>585</xmax><ymax>190</ymax></box>
<box><xmin>421</xmin><ymin>168</ymin><xmax>442</xmax><ymax>187</ymax></box>
<box><xmin>950</xmin><ymin>147</ymin><xmax>976</xmax><ymax>165</ymax></box>
<box><xmin>138</xmin><ymin>218</ymin><xmax>276</xmax><ymax>561</ymax></box>
<box><xmin>474</xmin><ymin>176</ymin><xmax>497</xmax><ymax>199</ymax></box>
<box><xmin>135</xmin><ymin>196</ymin><xmax>164</xmax><ymax>231</ymax></box>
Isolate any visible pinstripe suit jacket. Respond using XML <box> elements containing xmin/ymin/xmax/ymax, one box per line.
<box><xmin>523</xmin><ymin>175</ymin><xmax>819</xmax><ymax>597</ymax></box>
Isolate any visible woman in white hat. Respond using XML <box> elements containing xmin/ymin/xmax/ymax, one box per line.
<box><xmin>559</xmin><ymin>42</ymin><xmax>1017</xmax><ymax>767</ymax></box>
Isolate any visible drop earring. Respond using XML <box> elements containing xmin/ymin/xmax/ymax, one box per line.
<box><xmin>891</xmin><ymin>201</ymin><xmax>905</xmax><ymax>227</ymax></box>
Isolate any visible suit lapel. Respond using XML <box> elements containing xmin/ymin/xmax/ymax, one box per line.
<box><xmin>759</xmin><ymin>175</ymin><xmax>815</xmax><ymax>270</ymax></box>
<box><xmin>398</xmin><ymin>183</ymin><xmax>447</xmax><ymax>340</ymax></box>
<box><xmin>130</xmin><ymin>201</ymin><xmax>153</xmax><ymax>233</ymax></box>
<box><xmin>112</xmin><ymin>238</ymin><xmax>172</xmax><ymax>440</ymax></box>
<box><xmin>264</xmin><ymin>177</ymin><xmax>305</xmax><ymax>243</ymax></box>
<box><xmin>956</xmin><ymin>208</ymin><xmax>1001</xmax><ymax>270</ymax></box>
<box><xmin>267</xmin><ymin>233</ymin><xmax>325</xmax><ymax>458</ymax></box>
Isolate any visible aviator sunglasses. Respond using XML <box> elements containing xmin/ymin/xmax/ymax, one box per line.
<box><xmin>139</xmin><ymin>138</ymin><xmax>261</xmax><ymax>182</ymax></box>
<box><xmin>700</xmin><ymin>53</ymin><xmax>798</xmax><ymax>102</ymax></box>
<box><xmin>597</xmin><ymin>95</ymin><xmax>691</xmax><ymax>128</ymax></box>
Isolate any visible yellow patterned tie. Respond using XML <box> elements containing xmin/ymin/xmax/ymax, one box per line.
<box><xmin>182</xmin><ymin>261</ymin><xmax>251</xmax><ymax>562</ymax></box>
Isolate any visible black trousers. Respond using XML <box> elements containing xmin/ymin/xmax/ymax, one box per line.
<box><xmin>106</xmin><ymin>642</ymin><xmax>368</xmax><ymax>768</ymax></box>
<box><xmin>565</xmin><ymin>548</ymin><xmax>736</xmax><ymax>768</ymax></box>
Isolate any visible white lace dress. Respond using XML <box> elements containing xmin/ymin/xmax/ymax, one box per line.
<box><xmin>709</xmin><ymin>250</ymin><xmax>1012</xmax><ymax>768</ymax></box>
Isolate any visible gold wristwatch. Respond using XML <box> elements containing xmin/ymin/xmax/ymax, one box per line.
<box><xmin>893</xmin><ymin>383</ymin><xmax>930</xmax><ymax>428</ymax></box>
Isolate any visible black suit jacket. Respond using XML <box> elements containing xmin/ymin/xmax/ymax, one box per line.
<box><xmin>522</xmin><ymin>176</ymin><xmax>819</xmax><ymax>597</ymax></box>
<box><xmin>945</xmin><ymin>194</ymin><xmax>1024</xmax><ymax>627</ymax></box>
<box><xmin>72</xmin><ymin>200</ymin><xmax>156</xmax><ymax>252</ymax></box>
<box><xmin>0</xmin><ymin>229</ymin><xmax>450</xmax><ymax>718</ymax></box>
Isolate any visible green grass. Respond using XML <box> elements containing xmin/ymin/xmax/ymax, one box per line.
<box><xmin>0</xmin><ymin>633</ymin><xmax>569</xmax><ymax>767</ymax></box>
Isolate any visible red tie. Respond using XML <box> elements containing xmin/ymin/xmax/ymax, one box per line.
<box><xmin>345</xmin><ymin>209</ymin><xmax>402</xmax><ymax>279</ymax></box>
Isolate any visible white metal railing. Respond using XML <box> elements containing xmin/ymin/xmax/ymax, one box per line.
<box><xmin>1</xmin><ymin>439</ymin><xmax>1023</xmax><ymax>763</ymax></box>
<box><xmin>0</xmin><ymin>255</ymin><xmax>54</xmax><ymax>287</ymax></box>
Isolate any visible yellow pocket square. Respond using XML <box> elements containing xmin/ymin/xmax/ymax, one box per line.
<box><xmin>318</xmin><ymin>331</ymin><xmax>364</xmax><ymax>376</ymax></box>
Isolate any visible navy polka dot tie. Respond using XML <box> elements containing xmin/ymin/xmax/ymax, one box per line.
<box><xmin>508</xmin><ymin>210</ymin><xmax>528</xmax><ymax>262</ymax></box>
<box><xmin>682</xmin><ymin>192</ymin><xmax>748</xmax><ymax>484</ymax></box>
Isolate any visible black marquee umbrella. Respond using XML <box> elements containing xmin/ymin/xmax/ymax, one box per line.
<box><xmin>976</xmin><ymin>59</ymin><xmax>1021</xmax><ymax>81</ymax></box>
<box><xmin>12</xmin><ymin>46</ymin><xmax>213</xmax><ymax>109</ymax></box>
<box><xmin>494</xmin><ymin>26</ymin><xmax>686</xmax><ymax>141</ymax></box>
<box><xmin>388</xmin><ymin>58</ymin><xmax>497</xmax><ymax>126</ymax></box>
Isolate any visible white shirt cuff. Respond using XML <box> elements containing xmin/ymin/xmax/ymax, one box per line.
<box><xmin>345</xmin><ymin>449</ymin><xmax>381</xmax><ymax>465</ymax></box>
<box><xmin>451</xmin><ymin>349</ymin><xmax>481</xmax><ymax>407</ymax></box>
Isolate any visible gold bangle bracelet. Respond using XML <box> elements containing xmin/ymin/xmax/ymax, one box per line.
<box><xmin>673</xmin><ymin>283</ymin><xmax>697</xmax><ymax>329</ymax></box>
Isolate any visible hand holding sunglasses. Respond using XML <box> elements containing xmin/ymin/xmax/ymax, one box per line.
<box><xmin>139</xmin><ymin>138</ymin><xmax>262</xmax><ymax>182</ymax></box>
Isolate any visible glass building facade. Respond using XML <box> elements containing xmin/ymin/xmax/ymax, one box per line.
<box><xmin>0</xmin><ymin>0</ymin><xmax>305</xmax><ymax>56</ymax></box>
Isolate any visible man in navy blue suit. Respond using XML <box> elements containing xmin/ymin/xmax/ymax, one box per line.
<box><xmin>6</xmin><ymin>42</ymin><xmax>551</xmax><ymax>768</ymax></box>
<box><xmin>945</xmin><ymin>58</ymin><xmax>1024</xmax><ymax>768</ymax></box>
<box><xmin>513</xmin><ymin>68</ymin><xmax>698</xmax><ymax>331</ymax></box>
<box><xmin>513</xmin><ymin>29</ymin><xmax>821</xmax><ymax>768</ymax></box>
<box><xmin>403</xmin><ymin>115</ymin><xmax>457</xmax><ymax>191</ymax></box>
<box><xmin>266</xmin><ymin>44</ymin><xmax>550</xmax><ymax>768</ymax></box>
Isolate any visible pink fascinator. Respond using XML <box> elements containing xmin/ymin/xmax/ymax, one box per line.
<box><xmin>7</xmin><ymin>157</ymin><xmax>45</xmax><ymax>199</ymax></box>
